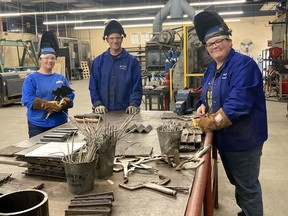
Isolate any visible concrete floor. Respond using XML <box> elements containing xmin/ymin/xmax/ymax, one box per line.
<box><xmin>0</xmin><ymin>79</ymin><xmax>287</xmax><ymax>215</ymax></box>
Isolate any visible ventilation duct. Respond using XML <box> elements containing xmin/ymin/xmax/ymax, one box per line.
<box><xmin>152</xmin><ymin>0</ymin><xmax>196</xmax><ymax>40</ymax></box>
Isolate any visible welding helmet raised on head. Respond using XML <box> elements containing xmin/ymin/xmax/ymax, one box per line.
<box><xmin>38</xmin><ymin>31</ymin><xmax>59</xmax><ymax>58</ymax></box>
<box><xmin>193</xmin><ymin>11</ymin><xmax>232</xmax><ymax>45</ymax></box>
<box><xmin>102</xmin><ymin>19</ymin><xmax>126</xmax><ymax>40</ymax></box>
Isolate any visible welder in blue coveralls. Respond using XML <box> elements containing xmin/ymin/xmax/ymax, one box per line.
<box><xmin>194</xmin><ymin>11</ymin><xmax>268</xmax><ymax>216</ymax></box>
<box><xmin>89</xmin><ymin>19</ymin><xmax>142</xmax><ymax>114</ymax></box>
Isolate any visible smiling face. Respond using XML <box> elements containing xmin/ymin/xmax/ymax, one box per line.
<box><xmin>205</xmin><ymin>36</ymin><xmax>232</xmax><ymax>66</ymax></box>
<box><xmin>39</xmin><ymin>54</ymin><xmax>56</xmax><ymax>73</ymax></box>
<box><xmin>106</xmin><ymin>33</ymin><xmax>123</xmax><ymax>55</ymax></box>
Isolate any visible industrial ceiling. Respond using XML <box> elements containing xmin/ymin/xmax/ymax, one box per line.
<box><xmin>0</xmin><ymin>0</ymin><xmax>283</xmax><ymax>34</ymax></box>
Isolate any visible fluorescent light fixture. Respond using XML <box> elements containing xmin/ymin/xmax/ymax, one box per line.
<box><xmin>74</xmin><ymin>19</ymin><xmax>240</xmax><ymax>30</ymax></box>
<box><xmin>68</xmin><ymin>5</ymin><xmax>164</xmax><ymax>14</ymax></box>
<box><xmin>224</xmin><ymin>19</ymin><xmax>241</xmax><ymax>22</ymax></box>
<box><xmin>0</xmin><ymin>1</ymin><xmax>245</xmax><ymax>17</ymax></box>
<box><xmin>44</xmin><ymin>9</ymin><xmax>242</xmax><ymax>26</ymax></box>
<box><xmin>190</xmin><ymin>0</ymin><xmax>246</xmax><ymax>6</ymax></box>
<box><xmin>0</xmin><ymin>13</ymin><xmax>21</xmax><ymax>17</ymax></box>
<box><xmin>219</xmin><ymin>11</ymin><xmax>243</xmax><ymax>15</ymax></box>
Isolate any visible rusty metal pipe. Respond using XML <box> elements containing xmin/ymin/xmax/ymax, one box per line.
<box><xmin>185</xmin><ymin>132</ymin><xmax>214</xmax><ymax>216</ymax></box>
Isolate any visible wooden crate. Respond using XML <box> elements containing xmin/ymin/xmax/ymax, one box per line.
<box><xmin>54</xmin><ymin>56</ymin><xmax>66</xmax><ymax>77</ymax></box>
<box><xmin>80</xmin><ymin>61</ymin><xmax>90</xmax><ymax>79</ymax></box>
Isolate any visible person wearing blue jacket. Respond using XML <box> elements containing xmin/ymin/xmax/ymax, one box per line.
<box><xmin>22</xmin><ymin>46</ymin><xmax>75</xmax><ymax>138</ymax></box>
<box><xmin>89</xmin><ymin>19</ymin><xmax>142</xmax><ymax>114</ymax></box>
<box><xmin>194</xmin><ymin>11</ymin><xmax>268</xmax><ymax>216</ymax></box>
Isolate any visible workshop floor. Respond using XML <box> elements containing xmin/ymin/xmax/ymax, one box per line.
<box><xmin>0</xmin><ymin>79</ymin><xmax>287</xmax><ymax>216</ymax></box>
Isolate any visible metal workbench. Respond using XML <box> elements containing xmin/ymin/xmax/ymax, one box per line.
<box><xmin>0</xmin><ymin>111</ymin><xmax>217</xmax><ymax>216</ymax></box>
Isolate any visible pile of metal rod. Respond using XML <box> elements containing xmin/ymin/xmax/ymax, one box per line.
<box><xmin>65</xmin><ymin>191</ymin><xmax>114</xmax><ymax>216</ymax></box>
<box><xmin>65</xmin><ymin>113</ymin><xmax>137</xmax><ymax>164</ymax></box>
<box><xmin>158</xmin><ymin>120</ymin><xmax>183</xmax><ymax>132</ymax></box>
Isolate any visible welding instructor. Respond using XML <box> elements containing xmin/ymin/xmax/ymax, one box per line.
<box><xmin>89</xmin><ymin>19</ymin><xmax>142</xmax><ymax>114</ymax></box>
<box><xmin>194</xmin><ymin>11</ymin><xmax>268</xmax><ymax>216</ymax></box>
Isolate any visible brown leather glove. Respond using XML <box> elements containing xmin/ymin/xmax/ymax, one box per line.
<box><xmin>33</xmin><ymin>97</ymin><xmax>62</xmax><ymax>114</ymax></box>
<box><xmin>60</xmin><ymin>97</ymin><xmax>71</xmax><ymax>111</ymax></box>
<box><xmin>198</xmin><ymin>108</ymin><xmax>232</xmax><ymax>132</ymax></box>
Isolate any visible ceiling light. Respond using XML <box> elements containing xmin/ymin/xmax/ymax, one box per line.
<box><xmin>74</xmin><ymin>19</ymin><xmax>240</xmax><ymax>30</ymax></box>
<box><xmin>68</xmin><ymin>5</ymin><xmax>164</xmax><ymax>14</ymax></box>
<box><xmin>0</xmin><ymin>1</ymin><xmax>245</xmax><ymax>17</ymax></box>
<box><xmin>190</xmin><ymin>0</ymin><xmax>246</xmax><ymax>6</ymax></box>
<box><xmin>219</xmin><ymin>11</ymin><xmax>244</xmax><ymax>15</ymax></box>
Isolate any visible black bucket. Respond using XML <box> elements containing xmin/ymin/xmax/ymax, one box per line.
<box><xmin>0</xmin><ymin>189</ymin><xmax>49</xmax><ymax>216</ymax></box>
<box><xmin>96</xmin><ymin>145</ymin><xmax>116</xmax><ymax>178</ymax></box>
<box><xmin>156</xmin><ymin>126</ymin><xmax>182</xmax><ymax>155</ymax></box>
<box><xmin>63</xmin><ymin>157</ymin><xmax>97</xmax><ymax>195</ymax></box>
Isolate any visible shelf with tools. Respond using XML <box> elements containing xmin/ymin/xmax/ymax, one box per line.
<box><xmin>126</xmin><ymin>45</ymin><xmax>146</xmax><ymax>69</ymax></box>
<box><xmin>262</xmin><ymin>13</ymin><xmax>288</xmax><ymax>101</ymax></box>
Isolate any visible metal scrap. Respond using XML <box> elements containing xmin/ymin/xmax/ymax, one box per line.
<box><xmin>126</xmin><ymin>124</ymin><xmax>153</xmax><ymax>133</ymax></box>
<box><xmin>65</xmin><ymin>192</ymin><xmax>114</xmax><ymax>216</ymax></box>
<box><xmin>119</xmin><ymin>174</ymin><xmax>177</xmax><ymax>196</ymax></box>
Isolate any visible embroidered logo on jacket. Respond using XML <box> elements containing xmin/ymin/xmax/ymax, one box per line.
<box><xmin>222</xmin><ymin>73</ymin><xmax>228</xmax><ymax>80</ymax></box>
<box><xmin>56</xmin><ymin>80</ymin><xmax>64</xmax><ymax>84</ymax></box>
<box><xmin>119</xmin><ymin>65</ymin><xmax>127</xmax><ymax>70</ymax></box>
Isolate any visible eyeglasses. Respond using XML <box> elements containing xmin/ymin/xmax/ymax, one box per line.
<box><xmin>107</xmin><ymin>36</ymin><xmax>123</xmax><ymax>41</ymax></box>
<box><xmin>205</xmin><ymin>39</ymin><xmax>227</xmax><ymax>48</ymax></box>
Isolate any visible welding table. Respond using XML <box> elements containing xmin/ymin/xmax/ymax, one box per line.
<box><xmin>142</xmin><ymin>86</ymin><xmax>170</xmax><ymax>110</ymax></box>
<box><xmin>0</xmin><ymin>111</ymin><xmax>217</xmax><ymax>216</ymax></box>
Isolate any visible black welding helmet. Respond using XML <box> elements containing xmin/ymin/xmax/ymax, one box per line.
<box><xmin>103</xmin><ymin>19</ymin><xmax>126</xmax><ymax>40</ymax></box>
<box><xmin>193</xmin><ymin>10</ymin><xmax>232</xmax><ymax>45</ymax></box>
<box><xmin>38</xmin><ymin>31</ymin><xmax>59</xmax><ymax>58</ymax></box>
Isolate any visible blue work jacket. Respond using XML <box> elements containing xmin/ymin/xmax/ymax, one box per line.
<box><xmin>197</xmin><ymin>49</ymin><xmax>268</xmax><ymax>152</ymax></box>
<box><xmin>89</xmin><ymin>48</ymin><xmax>142</xmax><ymax>111</ymax></box>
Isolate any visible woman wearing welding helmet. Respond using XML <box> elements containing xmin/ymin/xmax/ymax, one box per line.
<box><xmin>22</xmin><ymin>31</ymin><xmax>75</xmax><ymax>138</ymax></box>
<box><xmin>194</xmin><ymin>11</ymin><xmax>268</xmax><ymax>216</ymax></box>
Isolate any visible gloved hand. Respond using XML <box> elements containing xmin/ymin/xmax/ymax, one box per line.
<box><xmin>33</xmin><ymin>97</ymin><xmax>62</xmax><ymax>114</ymax></box>
<box><xmin>60</xmin><ymin>97</ymin><xmax>71</xmax><ymax>111</ymax></box>
<box><xmin>198</xmin><ymin>108</ymin><xmax>232</xmax><ymax>133</ymax></box>
<box><xmin>94</xmin><ymin>105</ymin><xmax>108</xmax><ymax>114</ymax></box>
<box><xmin>125</xmin><ymin>105</ymin><xmax>139</xmax><ymax>114</ymax></box>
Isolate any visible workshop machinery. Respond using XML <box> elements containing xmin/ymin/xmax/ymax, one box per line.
<box><xmin>0</xmin><ymin>39</ymin><xmax>38</xmax><ymax>73</ymax></box>
<box><xmin>174</xmin><ymin>89</ymin><xmax>193</xmax><ymax>115</ymax></box>
<box><xmin>0</xmin><ymin>71</ymin><xmax>31</xmax><ymax>106</ymax></box>
<box><xmin>0</xmin><ymin>39</ymin><xmax>38</xmax><ymax>106</ymax></box>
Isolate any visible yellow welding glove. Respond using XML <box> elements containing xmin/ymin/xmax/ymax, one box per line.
<box><xmin>33</xmin><ymin>97</ymin><xmax>62</xmax><ymax>114</ymax></box>
<box><xmin>198</xmin><ymin>108</ymin><xmax>232</xmax><ymax>133</ymax></box>
<box><xmin>60</xmin><ymin>97</ymin><xmax>71</xmax><ymax>111</ymax></box>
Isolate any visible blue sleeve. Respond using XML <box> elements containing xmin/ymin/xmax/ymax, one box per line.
<box><xmin>89</xmin><ymin>57</ymin><xmax>103</xmax><ymax>107</ymax></box>
<box><xmin>223</xmin><ymin>57</ymin><xmax>263</xmax><ymax>120</ymax></box>
<box><xmin>129</xmin><ymin>58</ymin><xmax>143</xmax><ymax>107</ymax></box>
<box><xmin>21</xmin><ymin>73</ymin><xmax>37</xmax><ymax>109</ymax></box>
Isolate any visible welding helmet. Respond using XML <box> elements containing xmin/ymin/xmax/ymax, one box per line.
<box><xmin>38</xmin><ymin>31</ymin><xmax>59</xmax><ymax>58</ymax></box>
<box><xmin>193</xmin><ymin>11</ymin><xmax>232</xmax><ymax>45</ymax></box>
<box><xmin>103</xmin><ymin>19</ymin><xmax>126</xmax><ymax>40</ymax></box>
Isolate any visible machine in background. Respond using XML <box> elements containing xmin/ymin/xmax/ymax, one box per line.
<box><xmin>174</xmin><ymin>90</ymin><xmax>193</xmax><ymax>115</ymax></box>
<box><xmin>0</xmin><ymin>71</ymin><xmax>30</xmax><ymax>106</ymax></box>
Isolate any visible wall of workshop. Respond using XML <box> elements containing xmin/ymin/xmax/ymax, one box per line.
<box><xmin>1</xmin><ymin>16</ymin><xmax>276</xmax><ymax>68</ymax></box>
<box><xmin>78</xmin><ymin>16</ymin><xmax>275</xmax><ymax>63</ymax></box>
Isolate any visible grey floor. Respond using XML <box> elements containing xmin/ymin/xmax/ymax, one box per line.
<box><xmin>0</xmin><ymin>79</ymin><xmax>287</xmax><ymax>216</ymax></box>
